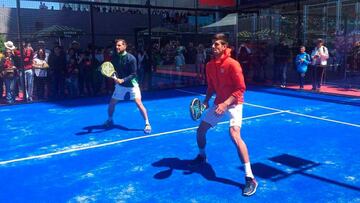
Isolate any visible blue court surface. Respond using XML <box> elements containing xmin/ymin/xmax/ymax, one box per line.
<box><xmin>0</xmin><ymin>86</ymin><xmax>359</xmax><ymax>202</ymax></box>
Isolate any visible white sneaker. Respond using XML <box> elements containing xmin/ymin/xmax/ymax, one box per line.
<box><xmin>144</xmin><ymin>124</ymin><xmax>152</xmax><ymax>134</ymax></box>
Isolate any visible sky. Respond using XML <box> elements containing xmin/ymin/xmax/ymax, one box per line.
<box><xmin>1</xmin><ymin>0</ymin><xmax>60</xmax><ymax>9</ymax></box>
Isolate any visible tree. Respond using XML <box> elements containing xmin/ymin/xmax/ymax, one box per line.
<box><xmin>0</xmin><ymin>34</ymin><xmax>5</xmax><ymax>52</ymax></box>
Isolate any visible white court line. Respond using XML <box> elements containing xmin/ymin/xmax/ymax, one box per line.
<box><xmin>176</xmin><ymin>89</ymin><xmax>360</xmax><ymax>128</ymax></box>
<box><xmin>0</xmin><ymin>111</ymin><xmax>285</xmax><ymax>166</ymax></box>
<box><xmin>246</xmin><ymin>103</ymin><xmax>360</xmax><ymax>128</ymax></box>
<box><xmin>176</xmin><ymin>89</ymin><xmax>284</xmax><ymax>112</ymax></box>
<box><xmin>244</xmin><ymin>102</ymin><xmax>286</xmax><ymax>112</ymax></box>
<box><xmin>2</xmin><ymin>88</ymin><xmax>359</xmax><ymax>165</ymax></box>
<box><xmin>286</xmin><ymin>111</ymin><xmax>360</xmax><ymax>128</ymax></box>
<box><xmin>220</xmin><ymin>110</ymin><xmax>289</xmax><ymax>124</ymax></box>
<box><xmin>175</xmin><ymin>89</ymin><xmax>206</xmax><ymax>96</ymax></box>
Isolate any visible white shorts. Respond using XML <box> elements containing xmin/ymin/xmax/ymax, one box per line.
<box><xmin>202</xmin><ymin>104</ymin><xmax>243</xmax><ymax>127</ymax></box>
<box><xmin>112</xmin><ymin>84</ymin><xmax>141</xmax><ymax>100</ymax></box>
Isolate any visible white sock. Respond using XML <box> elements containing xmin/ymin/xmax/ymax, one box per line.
<box><xmin>244</xmin><ymin>162</ymin><xmax>254</xmax><ymax>179</ymax></box>
<box><xmin>145</xmin><ymin>119</ymin><xmax>150</xmax><ymax>125</ymax></box>
<box><xmin>199</xmin><ymin>148</ymin><xmax>206</xmax><ymax>157</ymax></box>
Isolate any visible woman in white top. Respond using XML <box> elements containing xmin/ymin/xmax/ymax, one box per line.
<box><xmin>33</xmin><ymin>48</ymin><xmax>49</xmax><ymax>99</ymax></box>
<box><xmin>310</xmin><ymin>38</ymin><xmax>329</xmax><ymax>91</ymax></box>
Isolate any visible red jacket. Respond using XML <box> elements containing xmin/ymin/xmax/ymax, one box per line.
<box><xmin>23</xmin><ymin>48</ymin><xmax>34</xmax><ymax>70</ymax></box>
<box><xmin>206</xmin><ymin>48</ymin><xmax>246</xmax><ymax>105</ymax></box>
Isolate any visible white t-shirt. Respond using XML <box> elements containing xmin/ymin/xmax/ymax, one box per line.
<box><xmin>311</xmin><ymin>46</ymin><xmax>329</xmax><ymax>66</ymax></box>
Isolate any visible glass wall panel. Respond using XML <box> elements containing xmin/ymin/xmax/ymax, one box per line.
<box><xmin>0</xmin><ymin>0</ymin><xmax>20</xmax><ymax>104</ymax></box>
<box><xmin>1</xmin><ymin>0</ymin><xmax>358</xmax><ymax>106</ymax></box>
<box><xmin>238</xmin><ymin>2</ymin><xmax>302</xmax><ymax>84</ymax></box>
<box><xmin>341</xmin><ymin>0</ymin><xmax>360</xmax><ymax>86</ymax></box>
<box><xmin>305</xmin><ymin>0</ymin><xmax>360</xmax><ymax>87</ymax></box>
<box><xmin>148</xmin><ymin>8</ymin><xmax>207</xmax><ymax>89</ymax></box>
<box><xmin>0</xmin><ymin>0</ymin><xmax>19</xmax><ymax>45</ymax></box>
<box><xmin>17</xmin><ymin>1</ymin><xmax>92</xmax><ymax>101</ymax></box>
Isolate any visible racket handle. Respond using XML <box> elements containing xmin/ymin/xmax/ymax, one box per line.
<box><xmin>200</xmin><ymin>104</ymin><xmax>206</xmax><ymax>112</ymax></box>
<box><xmin>112</xmin><ymin>73</ymin><xmax>118</xmax><ymax>80</ymax></box>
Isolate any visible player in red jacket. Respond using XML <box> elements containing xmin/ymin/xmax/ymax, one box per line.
<box><xmin>190</xmin><ymin>33</ymin><xmax>258</xmax><ymax>196</ymax></box>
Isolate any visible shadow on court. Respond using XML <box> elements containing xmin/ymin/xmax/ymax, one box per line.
<box><xmin>152</xmin><ymin>157</ymin><xmax>244</xmax><ymax>189</ymax></box>
<box><xmin>76</xmin><ymin>124</ymin><xmax>143</xmax><ymax>135</ymax></box>
<box><xmin>248</xmin><ymin>154</ymin><xmax>360</xmax><ymax>192</ymax></box>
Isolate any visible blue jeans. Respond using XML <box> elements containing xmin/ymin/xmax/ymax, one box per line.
<box><xmin>0</xmin><ymin>77</ymin><xmax>3</xmax><ymax>99</ymax></box>
<box><xmin>273</xmin><ymin>62</ymin><xmax>288</xmax><ymax>86</ymax></box>
<box><xmin>65</xmin><ymin>76</ymin><xmax>79</xmax><ymax>97</ymax></box>
<box><xmin>24</xmin><ymin>69</ymin><xmax>34</xmax><ymax>100</ymax></box>
<box><xmin>4</xmin><ymin>76</ymin><xmax>16</xmax><ymax>103</ymax></box>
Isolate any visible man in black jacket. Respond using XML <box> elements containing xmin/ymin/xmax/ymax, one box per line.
<box><xmin>103</xmin><ymin>39</ymin><xmax>151</xmax><ymax>134</ymax></box>
<box><xmin>273</xmin><ymin>40</ymin><xmax>291</xmax><ymax>87</ymax></box>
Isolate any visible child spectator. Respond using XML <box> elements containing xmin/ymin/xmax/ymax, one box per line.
<box><xmin>65</xmin><ymin>57</ymin><xmax>79</xmax><ymax>97</ymax></box>
<box><xmin>295</xmin><ymin>46</ymin><xmax>311</xmax><ymax>89</ymax></box>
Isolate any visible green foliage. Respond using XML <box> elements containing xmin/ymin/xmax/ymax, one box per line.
<box><xmin>0</xmin><ymin>34</ymin><xmax>5</xmax><ymax>52</ymax></box>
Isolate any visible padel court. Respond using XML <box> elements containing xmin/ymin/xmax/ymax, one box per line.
<box><xmin>0</xmin><ymin>86</ymin><xmax>359</xmax><ymax>202</ymax></box>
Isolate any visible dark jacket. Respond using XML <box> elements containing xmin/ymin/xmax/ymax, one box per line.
<box><xmin>111</xmin><ymin>51</ymin><xmax>138</xmax><ymax>87</ymax></box>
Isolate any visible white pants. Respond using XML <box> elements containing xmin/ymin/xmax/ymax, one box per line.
<box><xmin>202</xmin><ymin>104</ymin><xmax>243</xmax><ymax>127</ymax></box>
